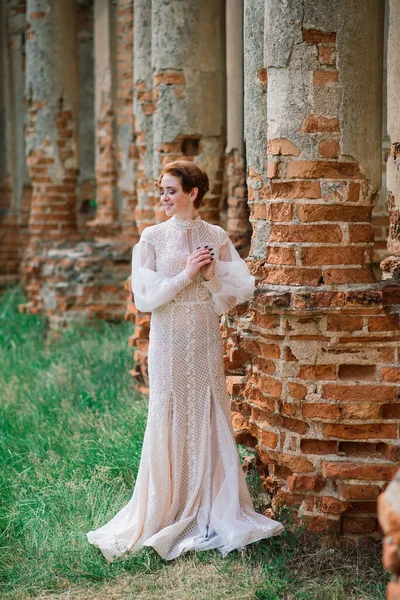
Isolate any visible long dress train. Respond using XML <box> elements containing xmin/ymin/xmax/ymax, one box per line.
<box><xmin>86</xmin><ymin>215</ymin><xmax>284</xmax><ymax>562</ymax></box>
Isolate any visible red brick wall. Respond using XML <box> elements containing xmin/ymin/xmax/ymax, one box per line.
<box><xmin>222</xmin><ymin>22</ymin><xmax>398</xmax><ymax>539</ymax></box>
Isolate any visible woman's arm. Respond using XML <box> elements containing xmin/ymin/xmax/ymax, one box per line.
<box><xmin>131</xmin><ymin>237</ymin><xmax>193</xmax><ymax>312</ymax></box>
<box><xmin>202</xmin><ymin>231</ymin><xmax>255</xmax><ymax>315</ymax></box>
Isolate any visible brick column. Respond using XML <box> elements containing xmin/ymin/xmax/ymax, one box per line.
<box><xmin>76</xmin><ymin>0</ymin><xmax>96</xmax><ymax>232</ymax></box>
<box><xmin>381</xmin><ymin>0</ymin><xmax>400</xmax><ymax>279</ymax></box>
<box><xmin>226</xmin><ymin>1</ymin><xmax>400</xmax><ymax>540</ymax></box>
<box><xmin>0</xmin><ymin>1</ymin><xmax>31</xmax><ymax>289</ymax></box>
<box><xmin>25</xmin><ymin>0</ymin><xmax>79</xmax><ymax>241</ymax></box>
<box><xmin>371</xmin><ymin>1</ymin><xmax>390</xmax><ymax>278</ymax></box>
<box><xmin>0</xmin><ymin>1</ymin><xmax>12</xmax><ymax>214</ymax></box>
<box><xmin>89</xmin><ymin>0</ymin><xmax>120</xmax><ymax>235</ymax></box>
<box><xmin>116</xmin><ymin>0</ymin><xmax>139</xmax><ymax>241</ymax></box>
<box><xmin>151</xmin><ymin>0</ymin><xmax>225</xmax><ymax>224</ymax></box>
<box><xmin>224</xmin><ymin>0</ymin><xmax>251</xmax><ymax>256</ymax></box>
<box><xmin>133</xmin><ymin>0</ymin><xmax>156</xmax><ymax>235</ymax></box>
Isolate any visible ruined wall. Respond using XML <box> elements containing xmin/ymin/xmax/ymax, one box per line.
<box><xmin>226</xmin><ymin>0</ymin><xmax>400</xmax><ymax>539</ymax></box>
<box><xmin>21</xmin><ymin>0</ymin><xmax>132</xmax><ymax>329</ymax></box>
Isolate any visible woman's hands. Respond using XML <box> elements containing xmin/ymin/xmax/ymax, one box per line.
<box><xmin>185</xmin><ymin>246</ymin><xmax>215</xmax><ymax>280</ymax></box>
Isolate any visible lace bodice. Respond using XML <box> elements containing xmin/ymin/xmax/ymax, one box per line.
<box><xmin>131</xmin><ymin>217</ymin><xmax>255</xmax><ymax>314</ymax></box>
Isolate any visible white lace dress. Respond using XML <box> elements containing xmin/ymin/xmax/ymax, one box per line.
<box><xmin>86</xmin><ymin>215</ymin><xmax>284</xmax><ymax>562</ymax></box>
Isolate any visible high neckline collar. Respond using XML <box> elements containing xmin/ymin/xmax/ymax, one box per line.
<box><xmin>170</xmin><ymin>215</ymin><xmax>203</xmax><ymax>230</ymax></box>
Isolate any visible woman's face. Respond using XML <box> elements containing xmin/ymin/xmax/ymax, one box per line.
<box><xmin>159</xmin><ymin>173</ymin><xmax>197</xmax><ymax>218</ymax></box>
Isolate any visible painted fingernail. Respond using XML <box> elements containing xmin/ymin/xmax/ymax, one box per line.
<box><xmin>197</xmin><ymin>247</ymin><xmax>200</xmax><ymax>249</ymax></box>
<box><xmin>210</xmin><ymin>257</ymin><xmax>214</xmax><ymax>260</ymax></box>
<box><xmin>204</xmin><ymin>245</ymin><xmax>208</xmax><ymax>248</ymax></box>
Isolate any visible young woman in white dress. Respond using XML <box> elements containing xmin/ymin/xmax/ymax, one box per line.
<box><xmin>86</xmin><ymin>160</ymin><xmax>284</xmax><ymax>562</ymax></box>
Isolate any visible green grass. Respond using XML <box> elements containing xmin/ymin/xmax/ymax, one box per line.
<box><xmin>0</xmin><ymin>287</ymin><xmax>389</xmax><ymax>599</ymax></box>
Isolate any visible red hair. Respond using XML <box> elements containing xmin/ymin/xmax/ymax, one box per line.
<box><xmin>157</xmin><ymin>160</ymin><xmax>209</xmax><ymax>209</ymax></box>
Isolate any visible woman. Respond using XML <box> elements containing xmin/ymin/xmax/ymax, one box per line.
<box><xmin>86</xmin><ymin>160</ymin><xmax>283</xmax><ymax>562</ymax></box>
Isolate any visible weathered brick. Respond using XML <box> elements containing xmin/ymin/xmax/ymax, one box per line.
<box><xmin>382</xmin><ymin>368</ymin><xmax>400</xmax><ymax>382</ymax></box>
<box><xmin>342</xmin><ymin>516</ymin><xmax>378</xmax><ymax>534</ymax></box>
<box><xmin>267</xmin><ymin>138</ymin><xmax>301</xmax><ymax>156</ymax></box>
<box><xmin>266</xmin><ymin>246</ymin><xmax>296</xmax><ymax>266</ymax></box>
<box><xmin>288</xmin><ymin>382</ymin><xmax>307</xmax><ymax>400</ymax></box>
<box><xmin>302</xmin><ymin>28</ymin><xmax>336</xmax><ymax>44</ymax></box>
<box><xmin>272</xmin><ymin>453</ymin><xmax>314</xmax><ymax>473</ymax></box>
<box><xmin>301</xmin><ymin>439</ymin><xmax>338</xmax><ymax>455</ymax></box>
<box><xmin>288</xmin><ymin>474</ymin><xmax>324</xmax><ymax>492</ymax></box>
<box><xmin>368</xmin><ymin>314</ymin><xmax>400</xmax><ymax>332</ymax></box>
<box><xmin>262</xmin><ymin>266</ymin><xmax>322</xmax><ymax>286</ymax></box>
<box><xmin>259</xmin><ymin>376</ymin><xmax>282</xmax><ymax>398</ymax></box>
<box><xmin>296</xmin><ymin>204</ymin><xmax>372</xmax><ymax>223</ymax></box>
<box><xmin>269</xmin><ymin>224</ymin><xmax>342</xmax><ymax>243</ymax></box>
<box><xmin>313</xmin><ymin>70</ymin><xmax>339</xmax><ymax>87</ymax></box>
<box><xmin>341</xmin><ymin>403</ymin><xmax>381</xmax><ymax>420</ymax></box>
<box><xmin>382</xmin><ymin>404</ymin><xmax>400</xmax><ymax>419</ymax></box>
<box><xmin>318</xmin><ymin>139</ymin><xmax>339</xmax><ymax>158</ymax></box>
<box><xmin>338</xmin><ymin>364</ymin><xmax>376</xmax><ymax>380</ymax></box>
<box><xmin>153</xmin><ymin>70</ymin><xmax>186</xmax><ymax>86</ymax></box>
<box><xmin>322</xmin><ymin>461</ymin><xmax>398</xmax><ymax>480</ymax></box>
<box><xmin>318</xmin><ymin>46</ymin><xmax>336</xmax><ymax>66</ymax></box>
<box><xmin>323</xmin><ymin>268</ymin><xmax>376</xmax><ymax>285</ymax></box>
<box><xmin>298</xmin><ymin>365</ymin><xmax>337</xmax><ymax>380</ymax></box>
<box><xmin>321</xmin><ymin>496</ymin><xmax>349</xmax><ymax>515</ymax></box>
<box><xmin>338</xmin><ymin>484</ymin><xmax>381</xmax><ymax>501</ymax></box>
<box><xmin>259</xmin><ymin>343</ymin><xmax>281</xmax><ymax>359</ymax></box>
<box><xmin>302</xmin><ymin>402</ymin><xmax>341</xmax><ymax>419</ymax></box>
<box><xmin>348</xmin><ymin>224</ymin><xmax>374</xmax><ymax>243</ymax></box>
<box><xmin>323</xmin><ymin>423</ymin><xmax>397</xmax><ymax>440</ymax></box>
<box><xmin>301</xmin><ymin>246</ymin><xmax>366</xmax><ymax>267</ymax></box>
<box><xmin>301</xmin><ymin>115</ymin><xmax>340</xmax><ymax>133</ymax></box>
<box><xmin>287</xmin><ymin>160</ymin><xmax>363</xmax><ymax>180</ymax></box>
<box><xmin>266</xmin><ymin>202</ymin><xmax>293</xmax><ymax>222</ymax></box>
<box><xmin>257</xmin><ymin>428</ymin><xmax>279</xmax><ymax>449</ymax></box>
<box><xmin>327</xmin><ymin>315</ymin><xmax>364</xmax><ymax>332</ymax></box>
<box><xmin>267</xmin><ymin>181</ymin><xmax>321</xmax><ymax>199</ymax></box>
<box><xmin>323</xmin><ymin>383</ymin><xmax>397</xmax><ymax>403</ymax></box>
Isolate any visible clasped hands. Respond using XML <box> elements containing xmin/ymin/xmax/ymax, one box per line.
<box><xmin>185</xmin><ymin>246</ymin><xmax>215</xmax><ymax>281</ymax></box>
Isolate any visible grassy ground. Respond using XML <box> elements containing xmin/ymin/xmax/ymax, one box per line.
<box><xmin>0</xmin><ymin>287</ymin><xmax>389</xmax><ymax>600</ymax></box>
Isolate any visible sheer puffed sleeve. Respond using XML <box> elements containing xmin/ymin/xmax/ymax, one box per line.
<box><xmin>131</xmin><ymin>228</ymin><xmax>193</xmax><ymax>312</ymax></box>
<box><xmin>201</xmin><ymin>229</ymin><xmax>255</xmax><ymax>316</ymax></box>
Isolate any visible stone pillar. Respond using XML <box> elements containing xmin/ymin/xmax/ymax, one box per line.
<box><xmin>0</xmin><ymin>1</ymin><xmax>12</xmax><ymax>214</ymax></box>
<box><xmin>226</xmin><ymin>1</ymin><xmax>400</xmax><ymax>540</ymax></box>
<box><xmin>76</xmin><ymin>0</ymin><xmax>96</xmax><ymax>231</ymax></box>
<box><xmin>224</xmin><ymin>0</ymin><xmax>251</xmax><ymax>256</ymax></box>
<box><xmin>371</xmin><ymin>0</ymin><xmax>390</xmax><ymax>279</ymax></box>
<box><xmin>0</xmin><ymin>1</ymin><xmax>31</xmax><ymax>289</ymax></box>
<box><xmin>90</xmin><ymin>0</ymin><xmax>120</xmax><ymax>234</ymax></box>
<box><xmin>151</xmin><ymin>0</ymin><xmax>225</xmax><ymax>224</ymax></box>
<box><xmin>116</xmin><ymin>0</ymin><xmax>139</xmax><ymax>241</ymax></box>
<box><xmin>381</xmin><ymin>0</ymin><xmax>400</xmax><ymax>279</ymax></box>
<box><xmin>133</xmin><ymin>0</ymin><xmax>156</xmax><ymax>234</ymax></box>
<box><xmin>25</xmin><ymin>0</ymin><xmax>79</xmax><ymax>241</ymax></box>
